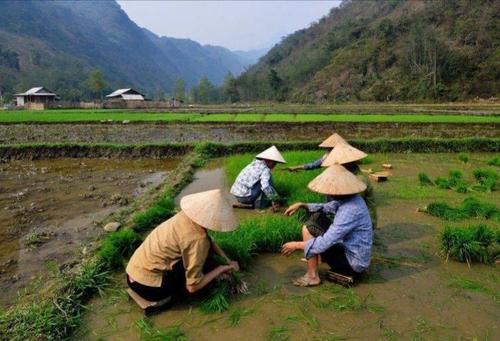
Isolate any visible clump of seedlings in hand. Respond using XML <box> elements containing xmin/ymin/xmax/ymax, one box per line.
<box><xmin>440</xmin><ymin>224</ymin><xmax>498</xmax><ymax>265</ymax></box>
<box><xmin>424</xmin><ymin>197</ymin><xmax>499</xmax><ymax>221</ymax></box>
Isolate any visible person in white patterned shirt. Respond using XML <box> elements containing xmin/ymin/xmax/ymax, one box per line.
<box><xmin>230</xmin><ymin>146</ymin><xmax>286</xmax><ymax>210</ymax></box>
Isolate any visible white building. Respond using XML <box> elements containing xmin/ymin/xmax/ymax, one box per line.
<box><xmin>106</xmin><ymin>88</ymin><xmax>145</xmax><ymax>101</ymax></box>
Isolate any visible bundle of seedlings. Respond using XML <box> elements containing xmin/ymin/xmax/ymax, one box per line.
<box><xmin>488</xmin><ymin>156</ymin><xmax>500</xmax><ymax>167</ymax></box>
<box><xmin>418</xmin><ymin>172</ymin><xmax>434</xmax><ymax>186</ymax></box>
<box><xmin>424</xmin><ymin>197</ymin><xmax>499</xmax><ymax>221</ymax></box>
<box><xmin>458</xmin><ymin>153</ymin><xmax>469</xmax><ymax>163</ymax></box>
<box><xmin>434</xmin><ymin>169</ymin><xmax>469</xmax><ymax>193</ymax></box>
<box><xmin>472</xmin><ymin>168</ymin><xmax>499</xmax><ymax>192</ymax></box>
<box><xmin>440</xmin><ymin>224</ymin><xmax>498</xmax><ymax>265</ymax></box>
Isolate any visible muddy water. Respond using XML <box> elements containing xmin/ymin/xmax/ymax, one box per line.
<box><xmin>0</xmin><ymin>158</ymin><xmax>180</xmax><ymax>307</ymax></box>
<box><xmin>81</xmin><ymin>153</ymin><xmax>499</xmax><ymax>340</ymax></box>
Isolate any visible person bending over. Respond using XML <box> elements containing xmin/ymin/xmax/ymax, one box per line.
<box><xmin>281</xmin><ymin>165</ymin><xmax>373</xmax><ymax>286</ymax></box>
<box><xmin>230</xmin><ymin>145</ymin><xmax>286</xmax><ymax>210</ymax></box>
<box><xmin>126</xmin><ymin>189</ymin><xmax>239</xmax><ymax>303</ymax></box>
<box><xmin>287</xmin><ymin>133</ymin><xmax>346</xmax><ymax>172</ymax></box>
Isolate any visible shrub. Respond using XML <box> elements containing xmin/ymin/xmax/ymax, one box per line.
<box><xmin>418</xmin><ymin>172</ymin><xmax>434</xmax><ymax>186</ymax></box>
<box><xmin>441</xmin><ymin>224</ymin><xmax>497</xmax><ymax>265</ymax></box>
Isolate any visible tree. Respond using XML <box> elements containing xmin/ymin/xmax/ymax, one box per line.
<box><xmin>222</xmin><ymin>72</ymin><xmax>239</xmax><ymax>103</ymax></box>
<box><xmin>192</xmin><ymin>77</ymin><xmax>222</xmax><ymax>104</ymax></box>
<box><xmin>268</xmin><ymin>69</ymin><xmax>287</xmax><ymax>101</ymax></box>
<box><xmin>87</xmin><ymin>69</ymin><xmax>106</xmax><ymax>100</ymax></box>
<box><xmin>173</xmin><ymin>77</ymin><xmax>186</xmax><ymax>101</ymax></box>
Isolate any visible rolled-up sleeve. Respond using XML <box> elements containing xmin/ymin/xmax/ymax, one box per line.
<box><xmin>303</xmin><ymin>157</ymin><xmax>323</xmax><ymax>170</ymax></box>
<box><xmin>260</xmin><ymin>168</ymin><xmax>278</xmax><ymax>200</ymax></box>
<box><xmin>306</xmin><ymin>200</ymin><xmax>339</xmax><ymax>214</ymax></box>
<box><xmin>182</xmin><ymin>238</ymin><xmax>210</xmax><ymax>286</ymax></box>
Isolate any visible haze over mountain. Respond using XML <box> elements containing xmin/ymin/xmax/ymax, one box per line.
<box><xmin>236</xmin><ymin>0</ymin><xmax>499</xmax><ymax>102</ymax></box>
<box><xmin>0</xmin><ymin>0</ymin><xmax>261</xmax><ymax>100</ymax></box>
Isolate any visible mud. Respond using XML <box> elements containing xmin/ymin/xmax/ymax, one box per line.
<box><xmin>0</xmin><ymin>157</ymin><xmax>180</xmax><ymax>307</ymax></box>
<box><xmin>80</xmin><ymin>153</ymin><xmax>499</xmax><ymax>340</ymax></box>
<box><xmin>0</xmin><ymin>122</ymin><xmax>497</xmax><ymax>145</ymax></box>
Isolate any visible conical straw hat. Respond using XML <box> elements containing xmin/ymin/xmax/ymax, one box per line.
<box><xmin>308</xmin><ymin>164</ymin><xmax>367</xmax><ymax>195</ymax></box>
<box><xmin>321</xmin><ymin>142</ymin><xmax>367</xmax><ymax>166</ymax></box>
<box><xmin>180</xmin><ymin>189</ymin><xmax>236</xmax><ymax>232</ymax></box>
<box><xmin>256</xmin><ymin>145</ymin><xmax>286</xmax><ymax>163</ymax></box>
<box><xmin>318</xmin><ymin>133</ymin><xmax>347</xmax><ymax>148</ymax></box>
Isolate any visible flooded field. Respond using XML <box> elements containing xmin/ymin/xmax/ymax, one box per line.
<box><xmin>0</xmin><ymin>157</ymin><xmax>180</xmax><ymax>307</ymax></box>
<box><xmin>0</xmin><ymin>121</ymin><xmax>497</xmax><ymax>145</ymax></box>
<box><xmin>80</xmin><ymin>153</ymin><xmax>499</xmax><ymax>340</ymax></box>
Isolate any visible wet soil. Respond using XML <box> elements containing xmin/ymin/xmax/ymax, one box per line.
<box><xmin>1</xmin><ymin>122</ymin><xmax>497</xmax><ymax>145</ymax></box>
<box><xmin>81</xmin><ymin>153</ymin><xmax>499</xmax><ymax>340</ymax></box>
<box><xmin>0</xmin><ymin>157</ymin><xmax>180</xmax><ymax>307</ymax></box>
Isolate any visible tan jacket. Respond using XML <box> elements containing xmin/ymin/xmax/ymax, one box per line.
<box><xmin>126</xmin><ymin>211</ymin><xmax>210</xmax><ymax>287</ymax></box>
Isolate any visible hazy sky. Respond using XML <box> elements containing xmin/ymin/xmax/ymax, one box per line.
<box><xmin>118</xmin><ymin>1</ymin><xmax>340</xmax><ymax>51</ymax></box>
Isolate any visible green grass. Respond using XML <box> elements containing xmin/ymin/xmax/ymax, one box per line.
<box><xmin>425</xmin><ymin>197</ymin><xmax>499</xmax><ymax>221</ymax></box>
<box><xmin>136</xmin><ymin>318</ymin><xmax>186</xmax><ymax>341</ymax></box>
<box><xmin>448</xmin><ymin>275</ymin><xmax>499</xmax><ymax>301</ymax></box>
<box><xmin>488</xmin><ymin>155</ymin><xmax>500</xmax><ymax>167</ymax></box>
<box><xmin>227</xmin><ymin>307</ymin><xmax>254</xmax><ymax>326</ymax></box>
<box><xmin>1</xmin><ymin>110</ymin><xmax>499</xmax><ymax>123</ymax></box>
<box><xmin>441</xmin><ymin>224</ymin><xmax>498</xmax><ymax>264</ymax></box>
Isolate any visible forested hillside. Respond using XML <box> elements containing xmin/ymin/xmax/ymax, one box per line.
<box><xmin>236</xmin><ymin>0</ymin><xmax>499</xmax><ymax>102</ymax></box>
<box><xmin>0</xmin><ymin>0</ymin><xmax>250</xmax><ymax>101</ymax></box>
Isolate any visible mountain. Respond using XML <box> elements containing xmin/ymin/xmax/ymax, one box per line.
<box><xmin>236</xmin><ymin>0</ymin><xmax>499</xmax><ymax>102</ymax></box>
<box><xmin>142</xmin><ymin>29</ymin><xmax>246</xmax><ymax>86</ymax></box>
<box><xmin>0</xmin><ymin>0</ymin><xmax>251</xmax><ymax>100</ymax></box>
<box><xmin>233</xmin><ymin>48</ymin><xmax>270</xmax><ymax>66</ymax></box>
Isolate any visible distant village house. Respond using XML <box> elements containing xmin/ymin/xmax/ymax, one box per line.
<box><xmin>106</xmin><ymin>88</ymin><xmax>145</xmax><ymax>101</ymax></box>
<box><xmin>15</xmin><ymin>87</ymin><xmax>59</xmax><ymax>109</ymax></box>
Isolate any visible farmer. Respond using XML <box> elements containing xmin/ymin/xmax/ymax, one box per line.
<box><xmin>287</xmin><ymin>133</ymin><xmax>346</xmax><ymax>172</ymax></box>
<box><xmin>321</xmin><ymin>141</ymin><xmax>377</xmax><ymax>229</ymax></box>
<box><xmin>230</xmin><ymin>145</ymin><xmax>286</xmax><ymax>210</ymax></box>
<box><xmin>126</xmin><ymin>189</ymin><xmax>239</xmax><ymax>304</ymax></box>
<box><xmin>281</xmin><ymin>164</ymin><xmax>373</xmax><ymax>286</ymax></box>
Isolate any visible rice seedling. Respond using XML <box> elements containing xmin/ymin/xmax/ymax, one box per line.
<box><xmin>227</xmin><ymin>307</ymin><xmax>254</xmax><ymax>326</ymax></box>
<box><xmin>418</xmin><ymin>172</ymin><xmax>434</xmax><ymax>186</ymax></box>
<box><xmin>472</xmin><ymin>168</ymin><xmax>498</xmax><ymax>192</ymax></box>
<box><xmin>98</xmin><ymin>229</ymin><xmax>142</xmax><ymax>269</ymax></box>
<box><xmin>458</xmin><ymin>153</ymin><xmax>469</xmax><ymax>163</ymax></box>
<box><xmin>136</xmin><ymin>318</ymin><xmax>187</xmax><ymax>341</ymax></box>
<box><xmin>358</xmin><ymin>155</ymin><xmax>374</xmax><ymax>165</ymax></box>
<box><xmin>441</xmin><ymin>224</ymin><xmax>497</xmax><ymax>265</ymax></box>
<box><xmin>488</xmin><ymin>156</ymin><xmax>500</xmax><ymax>167</ymax></box>
<box><xmin>424</xmin><ymin>197</ymin><xmax>499</xmax><ymax>221</ymax></box>
<box><xmin>199</xmin><ymin>281</ymin><xmax>231</xmax><ymax>314</ymax></box>
<box><xmin>133</xmin><ymin>195</ymin><xmax>176</xmax><ymax>233</ymax></box>
<box><xmin>268</xmin><ymin>325</ymin><xmax>290</xmax><ymax>341</ymax></box>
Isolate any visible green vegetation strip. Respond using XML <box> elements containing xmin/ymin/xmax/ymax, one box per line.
<box><xmin>1</xmin><ymin>110</ymin><xmax>499</xmax><ymax>123</ymax></box>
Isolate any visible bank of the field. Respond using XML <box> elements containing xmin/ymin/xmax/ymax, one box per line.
<box><xmin>0</xmin><ymin>110</ymin><xmax>499</xmax><ymax>124</ymax></box>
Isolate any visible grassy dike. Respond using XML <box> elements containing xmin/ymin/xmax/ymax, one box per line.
<box><xmin>0</xmin><ymin>138</ymin><xmax>499</xmax><ymax>340</ymax></box>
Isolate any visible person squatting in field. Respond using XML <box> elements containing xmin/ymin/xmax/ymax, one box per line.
<box><xmin>281</xmin><ymin>164</ymin><xmax>373</xmax><ymax>286</ymax></box>
<box><xmin>230</xmin><ymin>145</ymin><xmax>286</xmax><ymax>211</ymax></box>
<box><xmin>126</xmin><ymin>189</ymin><xmax>239</xmax><ymax>304</ymax></box>
<box><xmin>288</xmin><ymin>133</ymin><xmax>377</xmax><ymax>229</ymax></box>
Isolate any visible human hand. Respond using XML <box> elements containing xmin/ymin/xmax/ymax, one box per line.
<box><xmin>229</xmin><ymin>260</ymin><xmax>240</xmax><ymax>272</ymax></box>
<box><xmin>281</xmin><ymin>242</ymin><xmax>298</xmax><ymax>256</ymax></box>
<box><xmin>284</xmin><ymin>202</ymin><xmax>303</xmax><ymax>216</ymax></box>
<box><xmin>287</xmin><ymin>166</ymin><xmax>300</xmax><ymax>172</ymax></box>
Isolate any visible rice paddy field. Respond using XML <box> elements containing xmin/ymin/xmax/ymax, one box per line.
<box><xmin>74</xmin><ymin>151</ymin><xmax>499</xmax><ymax>341</ymax></box>
<box><xmin>0</xmin><ymin>110</ymin><xmax>499</xmax><ymax>123</ymax></box>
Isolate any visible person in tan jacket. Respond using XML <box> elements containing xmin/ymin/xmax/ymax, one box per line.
<box><xmin>126</xmin><ymin>189</ymin><xmax>239</xmax><ymax>302</ymax></box>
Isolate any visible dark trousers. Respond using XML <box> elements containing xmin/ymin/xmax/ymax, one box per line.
<box><xmin>127</xmin><ymin>248</ymin><xmax>218</xmax><ymax>302</ymax></box>
<box><xmin>234</xmin><ymin>182</ymin><xmax>271</xmax><ymax>208</ymax></box>
<box><xmin>305</xmin><ymin>212</ymin><xmax>360</xmax><ymax>278</ymax></box>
